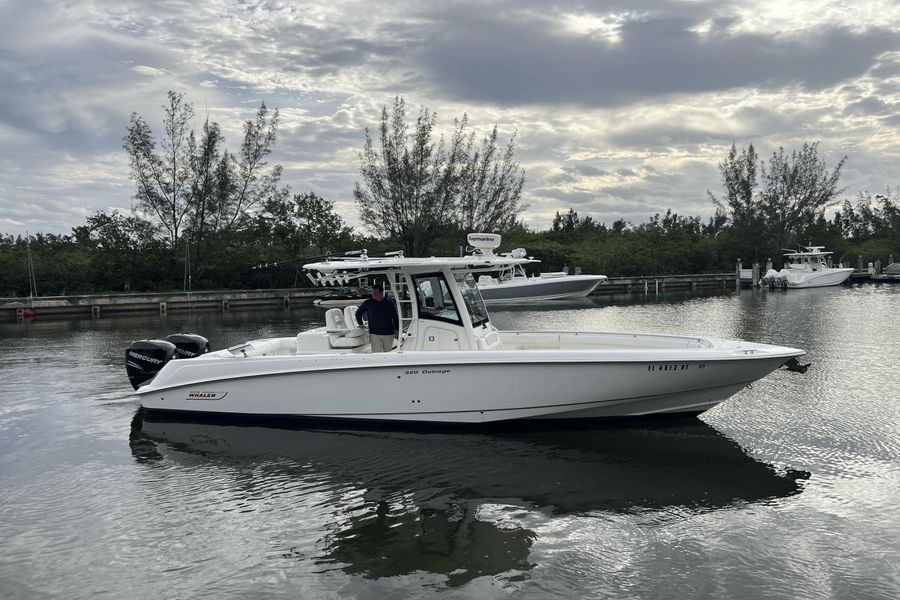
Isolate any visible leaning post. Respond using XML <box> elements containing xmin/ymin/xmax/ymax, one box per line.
<box><xmin>735</xmin><ymin>258</ymin><xmax>742</xmax><ymax>289</ymax></box>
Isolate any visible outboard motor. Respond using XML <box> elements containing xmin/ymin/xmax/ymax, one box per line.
<box><xmin>165</xmin><ymin>333</ymin><xmax>210</xmax><ymax>359</ymax></box>
<box><xmin>125</xmin><ymin>340</ymin><xmax>177</xmax><ymax>390</ymax></box>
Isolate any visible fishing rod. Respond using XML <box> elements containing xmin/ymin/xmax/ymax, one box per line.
<box><xmin>299</xmin><ymin>249</ymin><xmax>406</xmax><ymax>288</ymax></box>
<box><xmin>250</xmin><ymin>248</ymin><xmax>404</xmax><ymax>271</ymax></box>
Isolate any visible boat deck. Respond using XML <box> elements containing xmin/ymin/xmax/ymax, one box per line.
<box><xmin>208</xmin><ymin>329</ymin><xmax>720</xmax><ymax>359</ymax></box>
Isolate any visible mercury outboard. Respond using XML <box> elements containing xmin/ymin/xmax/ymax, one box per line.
<box><xmin>125</xmin><ymin>340</ymin><xmax>177</xmax><ymax>390</ymax></box>
<box><xmin>125</xmin><ymin>334</ymin><xmax>209</xmax><ymax>390</ymax></box>
<box><xmin>165</xmin><ymin>333</ymin><xmax>210</xmax><ymax>358</ymax></box>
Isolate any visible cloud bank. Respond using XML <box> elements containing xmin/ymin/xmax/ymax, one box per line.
<box><xmin>0</xmin><ymin>0</ymin><xmax>898</xmax><ymax>234</ymax></box>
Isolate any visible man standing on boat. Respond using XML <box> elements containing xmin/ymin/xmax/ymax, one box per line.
<box><xmin>355</xmin><ymin>283</ymin><xmax>399</xmax><ymax>352</ymax></box>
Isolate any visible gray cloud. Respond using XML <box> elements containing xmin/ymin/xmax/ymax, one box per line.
<box><xmin>417</xmin><ymin>11</ymin><xmax>898</xmax><ymax>107</ymax></box>
<box><xmin>608</xmin><ymin>123</ymin><xmax>741</xmax><ymax>149</ymax></box>
<box><xmin>844</xmin><ymin>97</ymin><xmax>891</xmax><ymax>116</ymax></box>
<box><xmin>571</xmin><ymin>164</ymin><xmax>609</xmax><ymax>177</ymax></box>
<box><xmin>545</xmin><ymin>163</ymin><xmax>612</xmax><ymax>184</ymax></box>
<box><xmin>1</xmin><ymin>0</ymin><xmax>900</xmax><ymax>236</ymax></box>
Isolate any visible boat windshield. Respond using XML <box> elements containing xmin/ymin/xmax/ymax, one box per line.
<box><xmin>454</xmin><ymin>272</ymin><xmax>490</xmax><ymax>327</ymax></box>
<box><xmin>414</xmin><ymin>274</ymin><xmax>462</xmax><ymax>325</ymax></box>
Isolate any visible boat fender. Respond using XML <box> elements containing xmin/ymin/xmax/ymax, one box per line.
<box><xmin>165</xmin><ymin>333</ymin><xmax>210</xmax><ymax>359</ymax></box>
<box><xmin>125</xmin><ymin>340</ymin><xmax>177</xmax><ymax>390</ymax></box>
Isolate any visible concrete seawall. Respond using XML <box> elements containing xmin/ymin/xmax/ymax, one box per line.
<box><xmin>599</xmin><ymin>273</ymin><xmax>736</xmax><ymax>294</ymax></box>
<box><xmin>1</xmin><ymin>288</ymin><xmax>324</xmax><ymax>322</ymax></box>
<box><xmin>2</xmin><ymin>273</ymin><xmax>742</xmax><ymax>322</ymax></box>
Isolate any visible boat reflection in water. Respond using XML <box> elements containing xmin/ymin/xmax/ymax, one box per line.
<box><xmin>130</xmin><ymin>414</ymin><xmax>808</xmax><ymax>587</ymax></box>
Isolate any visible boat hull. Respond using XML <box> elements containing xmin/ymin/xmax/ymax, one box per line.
<box><xmin>137</xmin><ymin>347</ymin><xmax>800</xmax><ymax>424</ymax></box>
<box><xmin>313</xmin><ymin>298</ymin><xmax>367</xmax><ymax>308</ymax></box>
<box><xmin>786</xmin><ymin>268</ymin><xmax>854</xmax><ymax>288</ymax></box>
<box><xmin>479</xmin><ymin>274</ymin><xmax>606</xmax><ymax>303</ymax></box>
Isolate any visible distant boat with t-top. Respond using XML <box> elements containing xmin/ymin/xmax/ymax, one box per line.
<box><xmin>762</xmin><ymin>245</ymin><xmax>854</xmax><ymax>289</ymax></box>
<box><xmin>470</xmin><ymin>235</ymin><xmax>607</xmax><ymax>303</ymax></box>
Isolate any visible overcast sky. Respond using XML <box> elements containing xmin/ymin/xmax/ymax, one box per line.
<box><xmin>1</xmin><ymin>0</ymin><xmax>898</xmax><ymax>236</ymax></box>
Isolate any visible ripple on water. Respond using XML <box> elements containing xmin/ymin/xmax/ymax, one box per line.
<box><xmin>1</xmin><ymin>291</ymin><xmax>900</xmax><ymax>598</ymax></box>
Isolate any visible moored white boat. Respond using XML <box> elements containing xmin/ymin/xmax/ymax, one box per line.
<box><xmin>312</xmin><ymin>289</ymin><xmax>371</xmax><ymax>308</ymax></box>
<box><xmin>125</xmin><ymin>234</ymin><xmax>806</xmax><ymax>425</ymax></box>
<box><xmin>477</xmin><ymin>270</ymin><xmax>607</xmax><ymax>303</ymax></box>
<box><xmin>470</xmin><ymin>235</ymin><xmax>607</xmax><ymax>303</ymax></box>
<box><xmin>762</xmin><ymin>245</ymin><xmax>854</xmax><ymax>289</ymax></box>
<box><xmin>872</xmin><ymin>262</ymin><xmax>900</xmax><ymax>282</ymax></box>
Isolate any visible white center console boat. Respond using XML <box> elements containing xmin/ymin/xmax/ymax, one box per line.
<box><xmin>470</xmin><ymin>235</ymin><xmax>607</xmax><ymax>303</ymax></box>
<box><xmin>762</xmin><ymin>246</ymin><xmax>854</xmax><ymax>289</ymax></box>
<box><xmin>125</xmin><ymin>235</ymin><xmax>806</xmax><ymax>425</ymax></box>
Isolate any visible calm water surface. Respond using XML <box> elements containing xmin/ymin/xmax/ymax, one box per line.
<box><xmin>1</xmin><ymin>286</ymin><xmax>899</xmax><ymax>599</ymax></box>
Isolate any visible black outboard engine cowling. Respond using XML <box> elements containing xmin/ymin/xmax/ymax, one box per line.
<box><xmin>165</xmin><ymin>333</ymin><xmax>210</xmax><ymax>359</ymax></box>
<box><xmin>126</xmin><ymin>340</ymin><xmax>177</xmax><ymax>390</ymax></box>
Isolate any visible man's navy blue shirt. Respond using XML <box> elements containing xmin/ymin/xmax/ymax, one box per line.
<box><xmin>355</xmin><ymin>298</ymin><xmax>399</xmax><ymax>335</ymax></box>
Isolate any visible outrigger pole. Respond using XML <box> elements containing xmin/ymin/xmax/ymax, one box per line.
<box><xmin>25</xmin><ymin>230</ymin><xmax>38</xmax><ymax>302</ymax></box>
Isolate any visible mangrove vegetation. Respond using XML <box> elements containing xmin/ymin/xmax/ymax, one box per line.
<box><xmin>1</xmin><ymin>92</ymin><xmax>898</xmax><ymax>297</ymax></box>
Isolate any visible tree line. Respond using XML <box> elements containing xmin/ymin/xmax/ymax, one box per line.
<box><xmin>1</xmin><ymin>92</ymin><xmax>898</xmax><ymax>297</ymax></box>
